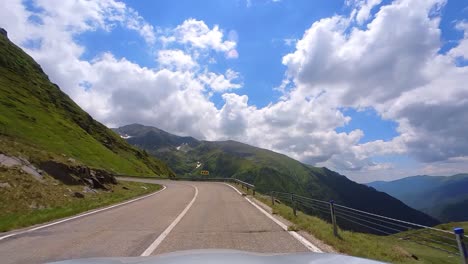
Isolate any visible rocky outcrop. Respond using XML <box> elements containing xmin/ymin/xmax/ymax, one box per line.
<box><xmin>0</xmin><ymin>182</ymin><xmax>11</xmax><ymax>188</ymax></box>
<box><xmin>0</xmin><ymin>154</ymin><xmax>44</xmax><ymax>181</ymax></box>
<box><xmin>1</xmin><ymin>153</ymin><xmax>118</xmax><ymax>190</ymax></box>
<box><xmin>73</xmin><ymin>192</ymin><xmax>85</xmax><ymax>198</ymax></box>
<box><xmin>39</xmin><ymin>161</ymin><xmax>117</xmax><ymax>190</ymax></box>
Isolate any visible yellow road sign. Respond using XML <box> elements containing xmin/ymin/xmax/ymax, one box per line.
<box><xmin>200</xmin><ymin>170</ymin><xmax>209</xmax><ymax>175</ymax></box>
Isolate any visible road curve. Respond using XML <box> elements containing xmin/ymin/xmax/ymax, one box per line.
<box><xmin>151</xmin><ymin>181</ymin><xmax>308</xmax><ymax>254</ymax></box>
<box><xmin>0</xmin><ymin>179</ymin><xmax>310</xmax><ymax>264</ymax></box>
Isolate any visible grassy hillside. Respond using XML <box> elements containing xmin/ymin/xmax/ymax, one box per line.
<box><xmin>368</xmin><ymin>174</ymin><xmax>468</xmax><ymax>222</ymax></box>
<box><xmin>244</xmin><ymin>185</ymin><xmax>466</xmax><ymax>264</ymax></box>
<box><xmin>116</xmin><ymin>124</ymin><xmax>439</xmax><ymax>227</ymax></box>
<box><xmin>0</xmin><ymin>33</ymin><xmax>173</xmax><ymax>177</ymax></box>
<box><xmin>0</xmin><ymin>166</ymin><xmax>162</xmax><ymax>232</ymax></box>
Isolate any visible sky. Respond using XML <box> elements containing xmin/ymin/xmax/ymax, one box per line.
<box><xmin>1</xmin><ymin>0</ymin><xmax>468</xmax><ymax>183</ymax></box>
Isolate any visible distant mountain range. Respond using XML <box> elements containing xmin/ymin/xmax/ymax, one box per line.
<box><xmin>114</xmin><ymin>124</ymin><xmax>439</xmax><ymax>227</ymax></box>
<box><xmin>367</xmin><ymin>174</ymin><xmax>468</xmax><ymax>222</ymax></box>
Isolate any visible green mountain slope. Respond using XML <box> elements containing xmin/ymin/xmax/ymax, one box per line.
<box><xmin>367</xmin><ymin>174</ymin><xmax>468</xmax><ymax>222</ymax></box>
<box><xmin>116</xmin><ymin>124</ymin><xmax>439</xmax><ymax>226</ymax></box>
<box><xmin>0</xmin><ymin>31</ymin><xmax>173</xmax><ymax>177</ymax></box>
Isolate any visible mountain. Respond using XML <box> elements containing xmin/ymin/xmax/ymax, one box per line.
<box><xmin>115</xmin><ymin>124</ymin><xmax>439</xmax><ymax>227</ymax></box>
<box><xmin>0</xmin><ymin>29</ymin><xmax>173</xmax><ymax>177</ymax></box>
<box><xmin>367</xmin><ymin>174</ymin><xmax>468</xmax><ymax>222</ymax></box>
<box><xmin>114</xmin><ymin>124</ymin><xmax>200</xmax><ymax>150</ymax></box>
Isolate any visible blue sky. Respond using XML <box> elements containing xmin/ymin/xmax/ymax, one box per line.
<box><xmin>3</xmin><ymin>0</ymin><xmax>468</xmax><ymax>182</ymax></box>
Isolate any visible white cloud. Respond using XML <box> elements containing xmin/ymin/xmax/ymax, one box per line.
<box><xmin>124</xmin><ymin>8</ymin><xmax>156</xmax><ymax>44</ymax></box>
<box><xmin>30</xmin><ymin>0</ymin><xmax>155</xmax><ymax>44</ymax></box>
<box><xmin>157</xmin><ymin>49</ymin><xmax>197</xmax><ymax>70</ymax></box>
<box><xmin>347</xmin><ymin>0</ymin><xmax>383</xmax><ymax>25</ymax></box>
<box><xmin>161</xmin><ymin>18</ymin><xmax>239</xmax><ymax>60</ymax></box>
<box><xmin>198</xmin><ymin>69</ymin><xmax>242</xmax><ymax>92</ymax></box>
<box><xmin>281</xmin><ymin>0</ymin><xmax>468</xmax><ymax>173</ymax></box>
<box><xmin>170</xmin><ymin>18</ymin><xmax>236</xmax><ymax>52</ymax></box>
<box><xmin>226</xmin><ymin>49</ymin><xmax>239</xmax><ymax>59</ymax></box>
<box><xmin>449</xmin><ymin>21</ymin><xmax>468</xmax><ymax>59</ymax></box>
<box><xmin>283</xmin><ymin>38</ymin><xmax>297</xmax><ymax>46</ymax></box>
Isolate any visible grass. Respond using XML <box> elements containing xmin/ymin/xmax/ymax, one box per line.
<box><xmin>232</xmin><ymin>183</ymin><xmax>464</xmax><ymax>264</ymax></box>
<box><xmin>0</xmin><ymin>167</ymin><xmax>162</xmax><ymax>232</ymax></box>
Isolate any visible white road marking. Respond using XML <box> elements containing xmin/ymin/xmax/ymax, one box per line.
<box><xmin>0</xmin><ymin>185</ymin><xmax>167</xmax><ymax>241</ymax></box>
<box><xmin>141</xmin><ymin>185</ymin><xmax>199</xmax><ymax>256</ymax></box>
<box><xmin>225</xmin><ymin>182</ymin><xmax>243</xmax><ymax>195</ymax></box>
<box><xmin>223</xmin><ymin>183</ymin><xmax>323</xmax><ymax>253</ymax></box>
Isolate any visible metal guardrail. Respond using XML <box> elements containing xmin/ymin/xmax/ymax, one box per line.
<box><xmin>231</xmin><ymin>178</ymin><xmax>255</xmax><ymax>194</ymax></box>
<box><xmin>180</xmin><ymin>177</ymin><xmax>256</xmax><ymax>195</ymax></box>
<box><xmin>270</xmin><ymin>191</ymin><xmax>468</xmax><ymax>263</ymax></box>
<box><xmin>115</xmin><ymin>175</ymin><xmax>256</xmax><ymax>195</ymax></box>
<box><xmin>173</xmin><ymin>177</ymin><xmax>255</xmax><ymax>194</ymax></box>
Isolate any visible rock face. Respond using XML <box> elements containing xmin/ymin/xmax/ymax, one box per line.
<box><xmin>0</xmin><ymin>28</ymin><xmax>7</xmax><ymax>38</ymax></box>
<box><xmin>0</xmin><ymin>154</ymin><xmax>117</xmax><ymax>190</ymax></box>
<box><xmin>39</xmin><ymin>161</ymin><xmax>117</xmax><ymax>190</ymax></box>
<box><xmin>0</xmin><ymin>154</ymin><xmax>21</xmax><ymax>167</ymax></box>
<box><xmin>73</xmin><ymin>192</ymin><xmax>85</xmax><ymax>198</ymax></box>
<box><xmin>0</xmin><ymin>182</ymin><xmax>11</xmax><ymax>188</ymax></box>
<box><xmin>0</xmin><ymin>154</ymin><xmax>44</xmax><ymax>181</ymax></box>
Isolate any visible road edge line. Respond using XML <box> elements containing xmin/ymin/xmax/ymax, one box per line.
<box><xmin>140</xmin><ymin>185</ymin><xmax>199</xmax><ymax>256</ymax></box>
<box><xmin>0</xmin><ymin>185</ymin><xmax>167</xmax><ymax>241</ymax></box>
<box><xmin>223</xmin><ymin>183</ymin><xmax>323</xmax><ymax>253</ymax></box>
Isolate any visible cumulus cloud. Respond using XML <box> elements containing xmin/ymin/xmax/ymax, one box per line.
<box><xmin>157</xmin><ymin>49</ymin><xmax>197</xmax><ymax>71</ymax></box>
<box><xmin>347</xmin><ymin>0</ymin><xmax>383</xmax><ymax>25</ymax></box>
<box><xmin>449</xmin><ymin>21</ymin><xmax>468</xmax><ymax>59</ymax></box>
<box><xmin>2</xmin><ymin>0</ymin><xmax>468</xmax><ymax>181</ymax></box>
<box><xmin>199</xmin><ymin>69</ymin><xmax>242</xmax><ymax>92</ymax></box>
<box><xmin>23</xmin><ymin>0</ymin><xmax>156</xmax><ymax>44</ymax></box>
<box><xmin>282</xmin><ymin>0</ymin><xmax>468</xmax><ymax>172</ymax></box>
<box><xmin>166</xmin><ymin>18</ymin><xmax>238</xmax><ymax>56</ymax></box>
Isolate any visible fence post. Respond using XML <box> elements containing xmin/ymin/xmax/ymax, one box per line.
<box><xmin>271</xmin><ymin>192</ymin><xmax>275</xmax><ymax>205</ymax></box>
<box><xmin>454</xmin><ymin>228</ymin><xmax>468</xmax><ymax>264</ymax></box>
<box><xmin>253</xmin><ymin>187</ymin><xmax>255</xmax><ymax>196</ymax></box>
<box><xmin>291</xmin><ymin>194</ymin><xmax>297</xmax><ymax>216</ymax></box>
<box><xmin>330</xmin><ymin>200</ymin><xmax>338</xmax><ymax>237</ymax></box>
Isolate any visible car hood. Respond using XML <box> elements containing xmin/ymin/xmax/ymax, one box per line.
<box><xmin>47</xmin><ymin>249</ymin><xmax>387</xmax><ymax>264</ymax></box>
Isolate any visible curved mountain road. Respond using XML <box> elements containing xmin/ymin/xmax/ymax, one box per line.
<box><xmin>0</xmin><ymin>179</ymin><xmax>314</xmax><ymax>263</ymax></box>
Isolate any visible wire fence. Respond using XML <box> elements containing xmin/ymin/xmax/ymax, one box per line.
<box><xmin>271</xmin><ymin>191</ymin><xmax>468</xmax><ymax>263</ymax></box>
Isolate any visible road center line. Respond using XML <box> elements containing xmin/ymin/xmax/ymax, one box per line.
<box><xmin>140</xmin><ymin>184</ymin><xmax>199</xmax><ymax>256</ymax></box>
<box><xmin>223</xmin><ymin>183</ymin><xmax>323</xmax><ymax>253</ymax></box>
<box><xmin>0</xmin><ymin>185</ymin><xmax>167</xmax><ymax>241</ymax></box>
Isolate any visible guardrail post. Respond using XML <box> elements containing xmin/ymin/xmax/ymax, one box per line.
<box><xmin>253</xmin><ymin>187</ymin><xmax>255</xmax><ymax>196</ymax></box>
<box><xmin>271</xmin><ymin>192</ymin><xmax>275</xmax><ymax>205</ymax></box>
<box><xmin>329</xmin><ymin>200</ymin><xmax>338</xmax><ymax>237</ymax></box>
<box><xmin>291</xmin><ymin>194</ymin><xmax>297</xmax><ymax>216</ymax></box>
<box><xmin>455</xmin><ymin>228</ymin><xmax>468</xmax><ymax>264</ymax></box>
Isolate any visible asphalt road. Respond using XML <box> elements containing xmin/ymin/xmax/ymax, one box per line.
<box><xmin>0</xmin><ymin>179</ymin><xmax>310</xmax><ymax>263</ymax></box>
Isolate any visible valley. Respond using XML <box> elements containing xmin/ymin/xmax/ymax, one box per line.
<box><xmin>368</xmin><ymin>174</ymin><xmax>468</xmax><ymax>222</ymax></box>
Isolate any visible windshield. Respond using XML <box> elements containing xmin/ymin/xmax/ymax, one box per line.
<box><xmin>0</xmin><ymin>1</ymin><xmax>467</xmax><ymax>264</ymax></box>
